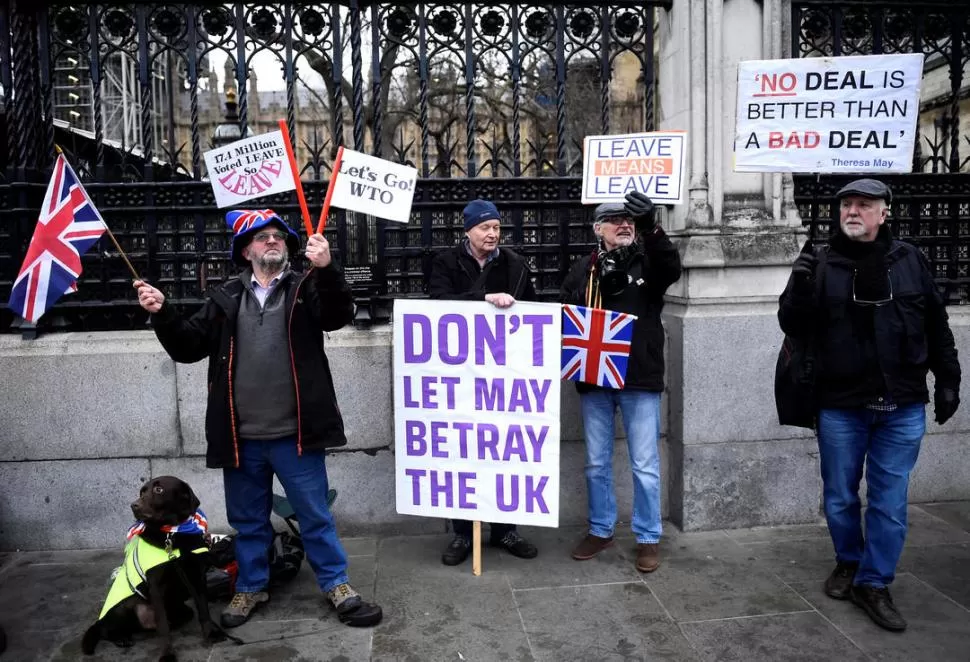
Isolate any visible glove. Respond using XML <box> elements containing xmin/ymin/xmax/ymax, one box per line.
<box><xmin>624</xmin><ymin>191</ymin><xmax>656</xmax><ymax>234</ymax></box>
<box><xmin>791</xmin><ymin>250</ymin><xmax>817</xmax><ymax>294</ymax></box>
<box><xmin>934</xmin><ymin>386</ymin><xmax>960</xmax><ymax>425</ymax></box>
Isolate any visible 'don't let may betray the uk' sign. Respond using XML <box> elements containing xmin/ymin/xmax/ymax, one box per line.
<box><xmin>393</xmin><ymin>299</ymin><xmax>562</xmax><ymax>528</ymax></box>
<box><xmin>734</xmin><ymin>53</ymin><xmax>924</xmax><ymax>173</ymax></box>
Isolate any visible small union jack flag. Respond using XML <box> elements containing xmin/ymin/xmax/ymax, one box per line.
<box><xmin>8</xmin><ymin>154</ymin><xmax>106</xmax><ymax>323</ymax></box>
<box><xmin>228</xmin><ymin>209</ymin><xmax>279</xmax><ymax>234</ymax></box>
<box><xmin>561</xmin><ymin>304</ymin><xmax>637</xmax><ymax>389</ymax></box>
<box><xmin>126</xmin><ymin>509</ymin><xmax>209</xmax><ymax>541</ymax></box>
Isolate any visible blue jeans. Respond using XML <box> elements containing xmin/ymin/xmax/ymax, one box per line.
<box><xmin>224</xmin><ymin>436</ymin><xmax>348</xmax><ymax>593</ymax></box>
<box><xmin>817</xmin><ymin>405</ymin><xmax>926</xmax><ymax>588</ymax></box>
<box><xmin>580</xmin><ymin>389</ymin><xmax>662</xmax><ymax>543</ymax></box>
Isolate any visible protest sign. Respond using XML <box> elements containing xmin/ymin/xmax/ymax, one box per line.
<box><xmin>582</xmin><ymin>131</ymin><xmax>687</xmax><ymax>205</ymax></box>
<box><xmin>328</xmin><ymin>149</ymin><xmax>418</xmax><ymax>223</ymax></box>
<box><xmin>734</xmin><ymin>53</ymin><xmax>924</xmax><ymax>173</ymax></box>
<box><xmin>394</xmin><ymin>299</ymin><xmax>562</xmax><ymax>528</ymax></box>
<box><xmin>203</xmin><ymin>130</ymin><xmax>298</xmax><ymax>208</ymax></box>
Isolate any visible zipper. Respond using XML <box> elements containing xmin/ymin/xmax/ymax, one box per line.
<box><xmin>227</xmin><ymin>337</ymin><xmax>240</xmax><ymax>467</ymax></box>
<box><xmin>287</xmin><ymin>269</ymin><xmax>315</xmax><ymax>456</ymax></box>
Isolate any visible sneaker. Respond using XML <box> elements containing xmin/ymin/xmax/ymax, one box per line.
<box><xmin>327</xmin><ymin>583</ymin><xmax>384</xmax><ymax>627</ymax></box>
<box><xmin>491</xmin><ymin>530</ymin><xmax>538</xmax><ymax>559</ymax></box>
<box><xmin>636</xmin><ymin>543</ymin><xmax>660</xmax><ymax>573</ymax></box>
<box><xmin>220</xmin><ymin>591</ymin><xmax>269</xmax><ymax>628</ymax></box>
<box><xmin>571</xmin><ymin>533</ymin><xmax>614</xmax><ymax>560</ymax></box>
<box><xmin>850</xmin><ymin>585</ymin><xmax>907</xmax><ymax>632</ymax></box>
<box><xmin>441</xmin><ymin>534</ymin><xmax>472</xmax><ymax>566</ymax></box>
<box><xmin>824</xmin><ymin>562</ymin><xmax>858</xmax><ymax>600</ymax></box>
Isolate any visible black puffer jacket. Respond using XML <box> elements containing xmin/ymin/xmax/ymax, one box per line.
<box><xmin>778</xmin><ymin>228</ymin><xmax>960</xmax><ymax>408</ymax></box>
<box><xmin>428</xmin><ymin>242</ymin><xmax>537</xmax><ymax>302</ymax></box>
<box><xmin>560</xmin><ymin>229</ymin><xmax>682</xmax><ymax>392</ymax></box>
<box><xmin>151</xmin><ymin>266</ymin><xmax>354</xmax><ymax>468</ymax></box>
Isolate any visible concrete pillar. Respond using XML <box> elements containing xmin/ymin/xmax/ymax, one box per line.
<box><xmin>657</xmin><ymin>0</ymin><xmax>822</xmax><ymax>530</ymax></box>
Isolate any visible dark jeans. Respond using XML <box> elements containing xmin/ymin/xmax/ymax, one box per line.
<box><xmin>452</xmin><ymin>520</ymin><xmax>516</xmax><ymax>540</ymax></box>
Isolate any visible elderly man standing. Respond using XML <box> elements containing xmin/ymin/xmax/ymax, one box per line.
<box><xmin>427</xmin><ymin>198</ymin><xmax>540</xmax><ymax>566</ymax></box>
<box><xmin>560</xmin><ymin>191</ymin><xmax>682</xmax><ymax>573</ymax></box>
<box><xmin>778</xmin><ymin>179</ymin><xmax>960</xmax><ymax>631</ymax></box>
<box><xmin>134</xmin><ymin>209</ymin><xmax>382</xmax><ymax>629</ymax></box>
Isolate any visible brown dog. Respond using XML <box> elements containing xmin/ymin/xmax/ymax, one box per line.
<box><xmin>82</xmin><ymin>476</ymin><xmax>228</xmax><ymax>662</ymax></box>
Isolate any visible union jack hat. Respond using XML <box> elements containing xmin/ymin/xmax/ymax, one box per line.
<box><xmin>225</xmin><ymin>209</ymin><xmax>300</xmax><ymax>267</ymax></box>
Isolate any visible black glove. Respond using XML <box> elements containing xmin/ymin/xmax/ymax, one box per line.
<box><xmin>624</xmin><ymin>191</ymin><xmax>656</xmax><ymax>234</ymax></box>
<box><xmin>934</xmin><ymin>386</ymin><xmax>960</xmax><ymax>425</ymax></box>
<box><xmin>791</xmin><ymin>250</ymin><xmax>817</xmax><ymax>294</ymax></box>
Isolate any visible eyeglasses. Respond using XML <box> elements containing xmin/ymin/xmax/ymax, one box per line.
<box><xmin>602</xmin><ymin>217</ymin><xmax>635</xmax><ymax>226</ymax></box>
<box><xmin>852</xmin><ymin>269</ymin><xmax>893</xmax><ymax>306</ymax></box>
<box><xmin>252</xmin><ymin>231</ymin><xmax>288</xmax><ymax>243</ymax></box>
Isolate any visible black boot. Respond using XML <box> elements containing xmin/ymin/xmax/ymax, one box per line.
<box><xmin>441</xmin><ymin>535</ymin><xmax>472</xmax><ymax>566</ymax></box>
<box><xmin>490</xmin><ymin>530</ymin><xmax>538</xmax><ymax>559</ymax></box>
<box><xmin>823</xmin><ymin>562</ymin><xmax>858</xmax><ymax>600</ymax></box>
<box><xmin>850</xmin><ymin>585</ymin><xmax>907</xmax><ymax>632</ymax></box>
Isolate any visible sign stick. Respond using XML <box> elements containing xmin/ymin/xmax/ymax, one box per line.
<box><xmin>316</xmin><ymin>146</ymin><xmax>345</xmax><ymax>234</ymax></box>
<box><xmin>472</xmin><ymin>520</ymin><xmax>482</xmax><ymax>576</ymax></box>
<box><xmin>277</xmin><ymin>119</ymin><xmax>313</xmax><ymax>237</ymax></box>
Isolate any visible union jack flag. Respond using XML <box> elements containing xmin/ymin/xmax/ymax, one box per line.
<box><xmin>8</xmin><ymin>154</ymin><xmax>106</xmax><ymax>323</ymax></box>
<box><xmin>561</xmin><ymin>304</ymin><xmax>637</xmax><ymax>389</ymax></box>
<box><xmin>229</xmin><ymin>209</ymin><xmax>278</xmax><ymax>234</ymax></box>
<box><xmin>126</xmin><ymin>509</ymin><xmax>209</xmax><ymax>541</ymax></box>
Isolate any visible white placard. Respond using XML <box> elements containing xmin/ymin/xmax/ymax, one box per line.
<box><xmin>203</xmin><ymin>130</ymin><xmax>297</xmax><ymax>208</ymax></box>
<box><xmin>734</xmin><ymin>53</ymin><xmax>924</xmax><ymax>173</ymax></box>
<box><xmin>581</xmin><ymin>131</ymin><xmax>687</xmax><ymax>205</ymax></box>
<box><xmin>329</xmin><ymin>149</ymin><xmax>418</xmax><ymax>223</ymax></box>
<box><xmin>393</xmin><ymin>299</ymin><xmax>562</xmax><ymax>527</ymax></box>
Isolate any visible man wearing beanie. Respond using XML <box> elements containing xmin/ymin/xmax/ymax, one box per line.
<box><xmin>428</xmin><ymin>198</ymin><xmax>540</xmax><ymax>565</ymax></box>
<box><xmin>778</xmin><ymin>179</ymin><xmax>960</xmax><ymax>632</ymax></box>
<box><xmin>134</xmin><ymin>210</ymin><xmax>382</xmax><ymax>628</ymax></box>
<box><xmin>560</xmin><ymin>191</ymin><xmax>681</xmax><ymax>574</ymax></box>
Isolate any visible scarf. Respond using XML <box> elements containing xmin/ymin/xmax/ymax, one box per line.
<box><xmin>126</xmin><ymin>508</ymin><xmax>209</xmax><ymax>541</ymax></box>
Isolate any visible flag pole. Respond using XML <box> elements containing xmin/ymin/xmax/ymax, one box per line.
<box><xmin>277</xmin><ymin>119</ymin><xmax>314</xmax><ymax>237</ymax></box>
<box><xmin>316</xmin><ymin>145</ymin><xmax>344</xmax><ymax>234</ymax></box>
<box><xmin>54</xmin><ymin>145</ymin><xmax>140</xmax><ymax>281</ymax></box>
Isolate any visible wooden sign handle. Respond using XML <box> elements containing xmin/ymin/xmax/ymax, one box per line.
<box><xmin>472</xmin><ymin>520</ymin><xmax>482</xmax><ymax>576</ymax></box>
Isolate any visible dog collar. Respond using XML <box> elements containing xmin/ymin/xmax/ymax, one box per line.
<box><xmin>126</xmin><ymin>508</ymin><xmax>208</xmax><ymax>541</ymax></box>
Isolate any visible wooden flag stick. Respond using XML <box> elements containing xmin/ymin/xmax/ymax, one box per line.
<box><xmin>277</xmin><ymin>119</ymin><xmax>314</xmax><ymax>237</ymax></box>
<box><xmin>316</xmin><ymin>145</ymin><xmax>345</xmax><ymax>234</ymax></box>
<box><xmin>54</xmin><ymin>145</ymin><xmax>140</xmax><ymax>281</ymax></box>
<box><xmin>472</xmin><ymin>520</ymin><xmax>482</xmax><ymax>576</ymax></box>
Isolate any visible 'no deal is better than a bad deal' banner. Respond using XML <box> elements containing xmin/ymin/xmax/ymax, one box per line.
<box><xmin>734</xmin><ymin>53</ymin><xmax>924</xmax><ymax>173</ymax></box>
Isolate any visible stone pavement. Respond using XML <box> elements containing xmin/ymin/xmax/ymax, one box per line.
<box><xmin>1</xmin><ymin>502</ymin><xmax>969</xmax><ymax>661</ymax></box>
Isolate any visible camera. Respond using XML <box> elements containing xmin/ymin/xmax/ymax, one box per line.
<box><xmin>597</xmin><ymin>245</ymin><xmax>638</xmax><ymax>296</ymax></box>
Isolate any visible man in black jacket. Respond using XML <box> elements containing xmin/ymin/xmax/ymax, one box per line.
<box><xmin>560</xmin><ymin>192</ymin><xmax>682</xmax><ymax>573</ymax></box>
<box><xmin>134</xmin><ymin>209</ymin><xmax>382</xmax><ymax>629</ymax></box>
<box><xmin>778</xmin><ymin>179</ymin><xmax>960</xmax><ymax>632</ymax></box>
<box><xmin>428</xmin><ymin>198</ymin><xmax>540</xmax><ymax>565</ymax></box>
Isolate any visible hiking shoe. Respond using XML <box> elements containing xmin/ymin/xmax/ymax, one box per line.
<box><xmin>441</xmin><ymin>534</ymin><xmax>472</xmax><ymax>566</ymax></box>
<box><xmin>850</xmin><ymin>585</ymin><xmax>907</xmax><ymax>632</ymax></box>
<box><xmin>327</xmin><ymin>583</ymin><xmax>384</xmax><ymax>627</ymax></box>
<box><xmin>571</xmin><ymin>534</ymin><xmax>614</xmax><ymax>560</ymax></box>
<box><xmin>636</xmin><ymin>543</ymin><xmax>660</xmax><ymax>573</ymax></box>
<box><xmin>824</xmin><ymin>562</ymin><xmax>859</xmax><ymax>600</ymax></box>
<box><xmin>491</xmin><ymin>530</ymin><xmax>538</xmax><ymax>559</ymax></box>
<box><xmin>220</xmin><ymin>591</ymin><xmax>269</xmax><ymax>628</ymax></box>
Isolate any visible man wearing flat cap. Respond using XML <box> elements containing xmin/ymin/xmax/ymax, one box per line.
<box><xmin>778</xmin><ymin>179</ymin><xmax>960</xmax><ymax>632</ymax></box>
<box><xmin>428</xmin><ymin>198</ymin><xmax>540</xmax><ymax>566</ymax></box>
<box><xmin>134</xmin><ymin>210</ymin><xmax>383</xmax><ymax>628</ymax></box>
<box><xmin>560</xmin><ymin>191</ymin><xmax>682</xmax><ymax>573</ymax></box>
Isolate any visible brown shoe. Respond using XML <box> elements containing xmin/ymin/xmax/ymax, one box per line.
<box><xmin>636</xmin><ymin>543</ymin><xmax>660</xmax><ymax>573</ymax></box>
<box><xmin>571</xmin><ymin>534</ymin><xmax>614</xmax><ymax>560</ymax></box>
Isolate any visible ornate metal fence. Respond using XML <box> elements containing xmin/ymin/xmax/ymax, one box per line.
<box><xmin>791</xmin><ymin>0</ymin><xmax>970</xmax><ymax>304</ymax></box>
<box><xmin>0</xmin><ymin>1</ymin><xmax>669</xmax><ymax>332</ymax></box>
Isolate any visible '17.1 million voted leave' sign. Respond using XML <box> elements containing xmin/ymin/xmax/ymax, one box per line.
<box><xmin>735</xmin><ymin>53</ymin><xmax>924</xmax><ymax>173</ymax></box>
<box><xmin>394</xmin><ymin>300</ymin><xmax>562</xmax><ymax>527</ymax></box>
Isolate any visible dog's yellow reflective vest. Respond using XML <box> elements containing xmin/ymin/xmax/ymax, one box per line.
<box><xmin>99</xmin><ymin>536</ymin><xmax>208</xmax><ymax>620</ymax></box>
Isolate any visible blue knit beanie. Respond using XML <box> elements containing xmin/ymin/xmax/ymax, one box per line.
<box><xmin>462</xmin><ymin>199</ymin><xmax>500</xmax><ymax>230</ymax></box>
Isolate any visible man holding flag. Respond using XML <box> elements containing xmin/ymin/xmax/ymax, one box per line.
<box><xmin>9</xmin><ymin>153</ymin><xmax>107</xmax><ymax>324</ymax></box>
<box><xmin>560</xmin><ymin>192</ymin><xmax>681</xmax><ymax>573</ymax></box>
<box><xmin>134</xmin><ymin>209</ymin><xmax>383</xmax><ymax>629</ymax></box>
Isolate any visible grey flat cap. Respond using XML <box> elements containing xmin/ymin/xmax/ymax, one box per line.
<box><xmin>594</xmin><ymin>202</ymin><xmax>627</xmax><ymax>223</ymax></box>
<box><xmin>836</xmin><ymin>178</ymin><xmax>892</xmax><ymax>205</ymax></box>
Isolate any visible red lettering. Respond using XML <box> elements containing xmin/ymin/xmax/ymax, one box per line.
<box><xmin>768</xmin><ymin>132</ymin><xmax>784</xmax><ymax>149</ymax></box>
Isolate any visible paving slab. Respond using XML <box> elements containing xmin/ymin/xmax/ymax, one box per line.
<box><xmin>679</xmin><ymin>611</ymin><xmax>868</xmax><ymax>662</ymax></box>
<box><xmin>899</xmin><ymin>542</ymin><xmax>970</xmax><ymax>610</ymax></box>
<box><xmin>917</xmin><ymin>501</ymin><xmax>970</xmax><ymax>534</ymax></box>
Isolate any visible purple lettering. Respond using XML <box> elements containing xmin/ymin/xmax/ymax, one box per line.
<box><xmin>526</xmin><ymin>425</ymin><xmax>549</xmax><ymax>462</ymax></box>
<box><xmin>522</xmin><ymin>314</ymin><xmax>554</xmax><ymax>366</ymax></box>
<box><xmin>530</xmin><ymin>379</ymin><xmax>551</xmax><ymax>413</ymax></box>
<box><xmin>430</xmin><ymin>421</ymin><xmax>448</xmax><ymax>458</ymax></box>
<box><xmin>403</xmin><ymin>314</ymin><xmax>432</xmax><ymax>363</ymax></box>
<box><xmin>477</xmin><ymin>423</ymin><xmax>500</xmax><ymax>460</ymax></box>
<box><xmin>525</xmin><ymin>475</ymin><xmax>549</xmax><ymax>513</ymax></box>
<box><xmin>496</xmin><ymin>474</ymin><xmax>519</xmax><ymax>512</ymax></box>
<box><xmin>405</xmin><ymin>420</ymin><xmax>426</xmax><ymax>456</ymax></box>
<box><xmin>438</xmin><ymin>314</ymin><xmax>469</xmax><ymax>365</ymax></box>
<box><xmin>421</xmin><ymin>375</ymin><xmax>438</xmax><ymax>409</ymax></box>
<box><xmin>508</xmin><ymin>379</ymin><xmax>531</xmax><ymax>412</ymax></box>
<box><xmin>405</xmin><ymin>468</ymin><xmax>425</xmax><ymax>505</ymax></box>
<box><xmin>458</xmin><ymin>472</ymin><xmax>477</xmax><ymax>509</ymax></box>
<box><xmin>441</xmin><ymin>376</ymin><xmax>460</xmax><ymax>409</ymax></box>
<box><xmin>403</xmin><ymin>376</ymin><xmax>420</xmax><ymax>408</ymax></box>
<box><xmin>474</xmin><ymin>377</ymin><xmax>503</xmax><ymax>411</ymax></box>
<box><xmin>429</xmin><ymin>470</ymin><xmax>453</xmax><ymax>507</ymax></box>
<box><xmin>454</xmin><ymin>421</ymin><xmax>474</xmax><ymax>458</ymax></box>
<box><xmin>475</xmin><ymin>314</ymin><xmax>506</xmax><ymax>365</ymax></box>
<box><xmin>502</xmin><ymin>425</ymin><xmax>528</xmax><ymax>461</ymax></box>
